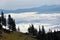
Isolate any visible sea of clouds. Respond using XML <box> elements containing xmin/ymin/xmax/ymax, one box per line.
<box><xmin>3</xmin><ymin>12</ymin><xmax>60</xmax><ymax>33</ymax></box>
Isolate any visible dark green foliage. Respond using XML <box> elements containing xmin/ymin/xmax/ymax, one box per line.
<box><xmin>28</xmin><ymin>24</ymin><xmax>37</xmax><ymax>36</ymax></box>
<box><xmin>8</xmin><ymin>15</ymin><xmax>13</xmax><ymax>30</ymax></box>
<box><xmin>41</xmin><ymin>25</ymin><xmax>46</xmax><ymax>40</ymax></box>
<box><xmin>0</xmin><ymin>24</ymin><xmax>2</xmax><ymax>35</ymax></box>
<box><xmin>12</xmin><ymin>20</ymin><xmax>16</xmax><ymax>31</ymax></box>
<box><xmin>1</xmin><ymin>11</ymin><xmax>6</xmax><ymax>26</ymax></box>
<box><xmin>0</xmin><ymin>24</ymin><xmax>2</xmax><ymax>30</ymax></box>
<box><xmin>8</xmin><ymin>15</ymin><xmax>16</xmax><ymax>31</ymax></box>
<box><xmin>38</xmin><ymin>26</ymin><xmax>42</xmax><ymax>34</ymax></box>
<box><xmin>8</xmin><ymin>15</ymin><xmax>13</xmax><ymax>26</ymax></box>
<box><xmin>0</xmin><ymin>17</ymin><xmax>1</xmax><ymax>23</ymax></box>
<box><xmin>42</xmin><ymin>25</ymin><xmax>45</xmax><ymax>34</ymax></box>
<box><xmin>37</xmin><ymin>26</ymin><xmax>60</xmax><ymax>40</ymax></box>
<box><xmin>18</xmin><ymin>27</ymin><xmax>20</xmax><ymax>32</ymax></box>
<box><xmin>0</xmin><ymin>11</ymin><xmax>16</xmax><ymax>33</ymax></box>
<box><xmin>37</xmin><ymin>26</ymin><xmax>42</xmax><ymax>40</ymax></box>
<box><xmin>3</xmin><ymin>29</ymin><xmax>11</xmax><ymax>34</ymax></box>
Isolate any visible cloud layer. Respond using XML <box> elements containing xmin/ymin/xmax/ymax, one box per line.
<box><xmin>4</xmin><ymin>12</ymin><xmax>60</xmax><ymax>33</ymax></box>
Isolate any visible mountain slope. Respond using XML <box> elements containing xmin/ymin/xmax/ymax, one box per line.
<box><xmin>1</xmin><ymin>32</ymin><xmax>36</xmax><ymax>40</ymax></box>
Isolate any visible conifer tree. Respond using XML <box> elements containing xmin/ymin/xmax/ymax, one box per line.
<box><xmin>12</xmin><ymin>19</ymin><xmax>16</xmax><ymax>31</ymax></box>
<box><xmin>47</xmin><ymin>29</ymin><xmax>53</xmax><ymax>40</ymax></box>
<box><xmin>37</xmin><ymin>26</ymin><xmax>42</xmax><ymax>40</ymax></box>
<box><xmin>18</xmin><ymin>27</ymin><xmax>20</xmax><ymax>32</ymax></box>
<box><xmin>8</xmin><ymin>14</ymin><xmax>16</xmax><ymax>31</ymax></box>
<box><xmin>28</xmin><ymin>24</ymin><xmax>37</xmax><ymax>36</ymax></box>
<box><xmin>8</xmin><ymin>14</ymin><xmax>12</xmax><ymax>30</ymax></box>
<box><xmin>41</xmin><ymin>25</ymin><xmax>46</xmax><ymax>40</ymax></box>
<box><xmin>28</xmin><ymin>24</ymin><xmax>34</xmax><ymax>35</ymax></box>
<box><xmin>0</xmin><ymin>24</ymin><xmax>2</xmax><ymax>35</ymax></box>
<box><xmin>0</xmin><ymin>24</ymin><xmax>2</xmax><ymax>30</ymax></box>
<box><xmin>0</xmin><ymin>17</ymin><xmax>1</xmax><ymax>23</ymax></box>
<box><xmin>42</xmin><ymin>25</ymin><xmax>45</xmax><ymax>34</ymax></box>
<box><xmin>1</xmin><ymin>11</ymin><xmax>6</xmax><ymax>26</ymax></box>
<box><xmin>38</xmin><ymin>25</ymin><xmax>42</xmax><ymax>34</ymax></box>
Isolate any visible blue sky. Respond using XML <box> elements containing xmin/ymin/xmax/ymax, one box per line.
<box><xmin>0</xmin><ymin>0</ymin><xmax>60</xmax><ymax>10</ymax></box>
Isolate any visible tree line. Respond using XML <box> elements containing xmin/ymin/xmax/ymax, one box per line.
<box><xmin>28</xmin><ymin>24</ymin><xmax>60</xmax><ymax>40</ymax></box>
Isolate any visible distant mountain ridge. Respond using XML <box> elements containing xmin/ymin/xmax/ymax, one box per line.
<box><xmin>0</xmin><ymin>5</ymin><xmax>60</xmax><ymax>13</ymax></box>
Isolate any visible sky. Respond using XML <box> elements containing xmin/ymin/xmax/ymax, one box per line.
<box><xmin>0</xmin><ymin>0</ymin><xmax>60</xmax><ymax>10</ymax></box>
<box><xmin>0</xmin><ymin>0</ymin><xmax>60</xmax><ymax>33</ymax></box>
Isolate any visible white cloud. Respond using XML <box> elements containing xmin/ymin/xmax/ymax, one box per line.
<box><xmin>3</xmin><ymin>12</ymin><xmax>60</xmax><ymax>33</ymax></box>
<box><xmin>16</xmin><ymin>23</ymin><xmax>60</xmax><ymax>33</ymax></box>
<box><xmin>5</xmin><ymin>12</ymin><xmax>60</xmax><ymax>21</ymax></box>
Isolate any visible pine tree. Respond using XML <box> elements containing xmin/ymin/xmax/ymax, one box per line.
<box><xmin>38</xmin><ymin>25</ymin><xmax>42</xmax><ymax>34</ymax></box>
<box><xmin>8</xmin><ymin>14</ymin><xmax>12</xmax><ymax>30</ymax></box>
<box><xmin>0</xmin><ymin>24</ymin><xmax>2</xmax><ymax>30</ymax></box>
<box><xmin>18</xmin><ymin>27</ymin><xmax>20</xmax><ymax>32</ymax></box>
<box><xmin>53</xmin><ymin>30</ymin><xmax>57</xmax><ymax>40</ymax></box>
<box><xmin>42</xmin><ymin>25</ymin><xmax>45</xmax><ymax>34</ymax></box>
<box><xmin>28</xmin><ymin>24</ymin><xmax>34</xmax><ymax>35</ymax></box>
<box><xmin>0</xmin><ymin>17</ymin><xmax>1</xmax><ymax>23</ymax></box>
<box><xmin>28</xmin><ymin>24</ymin><xmax>37</xmax><ymax>36</ymax></box>
<box><xmin>1</xmin><ymin>11</ymin><xmax>6</xmax><ymax>26</ymax></box>
<box><xmin>41</xmin><ymin>25</ymin><xmax>46</xmax><ymax>40</ymax></box>
<box><xmin>12</xmin><ymin>19</ymin><xmax>16</xmax><ymax>31</ymax></box>
<box><xmin>37</xmin><ymin>25</ymin><xmax>42</xmax><ymax>40</ymax></box>
<box><xmin>47</xmin><ymin>29</ymin><xmax>53</xmax><ymax>40</ymax></box>
<box><xmin>0</xmin><ymin>24</ymin><xmax>2</xmax><ymax>35</ymax></box>
<box><xmin>8</xmin><ymin>14</ymin><xmax>16</xmax><ymax>31</ymax></box>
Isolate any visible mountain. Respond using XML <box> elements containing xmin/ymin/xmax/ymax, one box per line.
<box><xmin>0</xmin><ymin>5</ymin><xmax>60</xmax><ymax>13</ymax></box>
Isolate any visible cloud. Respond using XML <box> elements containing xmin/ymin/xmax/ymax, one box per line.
<box><xmin>16</xmin><ymin>23</ymin><xmax>60</xmax><ymax>33</ymax></box>
<box><xmin>0</xmin><ymin>0</ymin><xmax>60</xmax><ymax>10</ymax></box>
<box><xmin>5</xmin><ymin>12</ymin><xmax>60</xmax><ymax>24</ymax></box>
<box><xmin>3</xmin><ymin>12</ymin><xmax>60</xmax><ymax>33</ymax></box>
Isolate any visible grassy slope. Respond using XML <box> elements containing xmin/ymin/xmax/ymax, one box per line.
<box><xmin>1</xmin><ymin>32</ymin><xmax>36</xmax><ymax>40</ymax></box>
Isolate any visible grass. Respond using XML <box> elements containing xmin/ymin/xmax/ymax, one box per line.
<box><xmin>1</xmin><ymin>32</ymin><xmax>37</xmax><ymax>40</ymax></box>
